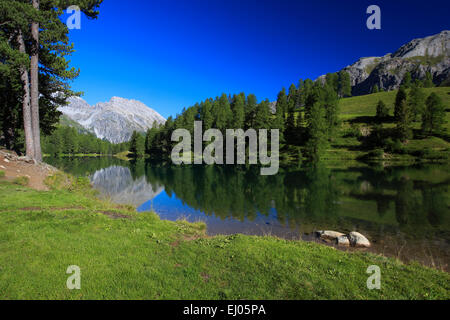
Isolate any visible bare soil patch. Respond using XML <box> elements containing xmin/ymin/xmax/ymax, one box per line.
<box><xmin>99</xmin><ymin>210</ymin><xmax>131</xmax><ymax>219</ymax></box>
<box><xmin>0</xmin><ymin>150</ymin><xmax>57</xmax><ymax>191</ymax></box>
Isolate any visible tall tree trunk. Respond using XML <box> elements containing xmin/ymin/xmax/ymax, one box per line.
<box><xmin>18</xmin><ymin>30</ymin><xmax>35</xmax><ymax>159</ymax></box>
<box><xmin>30</xmin><ymin>0</ymin><xmax>42</xmax><ymax>161</ymax></box>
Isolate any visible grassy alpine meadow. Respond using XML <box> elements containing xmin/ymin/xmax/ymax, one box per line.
<box><xmin>320</xmin><ymin>87</ymin><xmax>450</xmax><ymax>162</ymax></box>
<box><xmin>0</xmin><ymin>174</ymin><xmax>449</xmax><ymax>300</ymax></box>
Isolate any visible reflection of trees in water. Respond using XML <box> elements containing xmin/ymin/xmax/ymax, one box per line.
<box><xmin>143</xmin><ymin>165</ymin><xmax>341</xmax><ymax>228</ymax></box>
<box><xmin>143</xmin><ymin>163</ymin><xmax>449</xmax><ymax>234</ymax></box>
<box><xmin>345</xmin><ymin>166</ymin><xmax>449</xmax><ymax>236</ymax></box>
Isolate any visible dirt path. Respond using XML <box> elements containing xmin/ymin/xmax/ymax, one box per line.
<box><xmin>0</xmin><ymin>149</ymin><xmax>57</xmax><ymax>191</ymax></box>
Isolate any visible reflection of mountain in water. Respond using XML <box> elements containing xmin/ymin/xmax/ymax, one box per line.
<box><xmin>90</xmin><ymin>165</ymin><xmax>164</xmax><ymax>206</ymax></box>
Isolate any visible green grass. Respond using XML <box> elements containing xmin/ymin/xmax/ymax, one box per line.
<box><xmin>0</xmin><ymin>177</ymin><xmax>448</xmax><ymax>299</ymax></box>
<box><xmin>339</xmin><ymin>86</ymin><xmax>450</xmax><ymax>118</ymax></box>
<box><xmin>320</xmin><ymin>87</ymin><xmax>450</xmax><ymax>162</ymax></box>
<box><xmin>281</xmin><ymin>87</ymin><xmax>450</xmax><ymax>163</ymax></box>
<box><xmin>405</xmin><ymin>55</ymin><xmax>446</xmax><ymax>67</ymax></box>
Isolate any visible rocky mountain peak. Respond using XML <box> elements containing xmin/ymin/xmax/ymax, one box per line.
<box><xmin>392</xmin><ymin>30</ymin><xmax>449</xmax><ymax>58</ymax></box>
<box><xmin>318</xmin><ymin>30</ymin><xmax>450</xmax><ymax>95</ymax></box>
<box><xmin>58</xmin><ymin>96</ymin><xmax>166</xmax><ymax>144</ymax></box>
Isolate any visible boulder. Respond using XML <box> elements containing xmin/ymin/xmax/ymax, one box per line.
<box><xmin>348</xmin><ymin>231</ymin><xmax>371</xmax><ymax>248</ymax></box>
<box><xmin>316</xmin><ymin>230</ymin><xmax>345</xmax><ymax>241</ymax></box>
<box><xmin>336</xmin><ymin>235</ymin><xmax>350</xmax><ymax>246</ymax></box>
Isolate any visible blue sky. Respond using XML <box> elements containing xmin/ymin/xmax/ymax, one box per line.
<box><xmin>65</xmin><ymin>0</ymin><xmax>450</xmax><ymax>118</ymax></box>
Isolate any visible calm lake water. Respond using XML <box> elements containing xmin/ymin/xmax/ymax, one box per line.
<box><xmin>45</xmin><ymin>157</ymin><xmax>450</xmax><ymax>271</ymax></box>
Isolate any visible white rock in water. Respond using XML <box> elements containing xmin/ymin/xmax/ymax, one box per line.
<box><xmin>349</xmin><ymin>231</ymin><xmax>371</xmax><ymax>248</ymax></box>
<box><xmin>316</xmin><ymin>230</ymin><xmax>345</xmax><ymax>241</ymax></box>
<box><xmin>336</xmin><ymin>235</ymin><xmax>350</xmax><ymax>246</ymax></box>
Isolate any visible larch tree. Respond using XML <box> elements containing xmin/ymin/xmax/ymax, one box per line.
<box><xmin>394</xmin><ymin>86</ymin><xmax>407</xmax><ymax>121</ymax></box>
<box><xmin>305</xmin><ymin>102</ymin><xmax>327</xmax><ymax>163</ymax></box>
<box><xmin>423</xmin><ymin>71</ymin><xmax>434</xmax><ymax>88</ymax></box>
<box><xmin>338</xmin><ymin>70</ymin><xmax>352</xmax><ymax>98</ymax></box>
<box><xmin>231</xmin><ymin>93</ymin><xmax>245</xmax><ymax>129</ymax></box>
<box><xmin>323</xmin><ymin>83</ymin><xmax>339</xmax><ymax>139</ymax></box>
<box><xmin>396</xmin><ymin>99</ymin><xmax>412</xmax><ymax>142</ymax></box>
<box><xmin>375</xmin><ymin>100</ymin><xmax>389</xmax><ymax>120</ymax></box>
<box><xmin>402</xmin><ymin>72</ymin><xmax>412</xmax><ymax>88</ymax></box>
<box><xmin>407</xmin><ymin>83</ymin><xmax>426</xmax><ymax>121</ymax></box>
<box><xmin>276</xmin><ymin>87</ymin><xmax>288</xmax><ymax>121</ymax></box>
<box><xmin>421</xmin><ymin>93</ymin><xmax>446</xmax><ymax>136</ymax></box>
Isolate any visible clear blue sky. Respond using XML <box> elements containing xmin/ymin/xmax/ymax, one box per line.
<box><xmin>65</xmin><ymin>0</ymin><xmax>450</xmax><ymax>118</ymax></box>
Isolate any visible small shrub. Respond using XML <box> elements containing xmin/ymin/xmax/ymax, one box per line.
<box><xmin>13</xmin><ymin>176</ymin><xmax>29</xmax><ymax>186</ymax></box>
<box><xmin>68</xmin><ymin>176</ymin><xmax>94</xmax><ymax>194</ymax></box>
<box><xmin>0</xmin><ymin>170</ymin><xmax>5</xmax><ymax>178</ymax></box>
<box><xmin>44</xmin><ymin>172</ymin><xmax>71</xmax><ymax>190</ymax></box>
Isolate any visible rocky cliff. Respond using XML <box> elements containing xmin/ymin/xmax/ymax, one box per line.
<box><xmin>319</xmin><ymin>30</ymin><xmax>450</xmax><ymax>95</ymax></box>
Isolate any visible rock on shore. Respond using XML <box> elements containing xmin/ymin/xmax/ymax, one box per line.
<box><xmin>315</xmin><ymin>230</ymin><xmax>371</xmax><ymax>248</ymax></box>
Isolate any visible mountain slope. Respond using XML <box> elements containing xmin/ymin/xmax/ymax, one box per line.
<box><xmin>58</xmin><ymin>96</ymin><xmax>166</xmax><ymax>143</ymax></box>
<box><xmin>319</xmin><ymin>30</ymin><xmax>450</xmax><ymax>95</ymax></box>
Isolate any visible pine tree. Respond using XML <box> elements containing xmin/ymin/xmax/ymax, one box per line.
<box><xmin>285</xmin><ymin>107</ymin><xmax>297</xmax><ymax>145</ymax></box>
<box><xmin>215</xmin><ymin>93</ymin><xmax>232</xmax><ymax>131</ymax></box>
<box><xmin>325</xmin><ymin>73</ymin><xmax>339</xmax><ymax>93</ymax></box>
<box><xmin>394</xmin><ymin>86</ymin><xmax>407</xmax><ymax>120</ymax></box>
<box><xmin>323</xmin><ymin>83</ymin><xmax>339</xmax><ymax>139</ymax></box>
<box><xmin>402</xmin><ymin>72</ymin><xmax>412</xmax><ymax>88</ymax></box>
<box><xmin>421</xmin><ymin>93</ymin><xmax>446</xmax><ymax>136</ymax></box>
<box><xmin>338</xmin><ymin>70</ymin><xmax>352</xmax><ymax>97</ymax></box>
<box><xmin>305</xmin><ymin>102</ymin><xmax>327</xmax><ymax>163</ymax></box>
<box><xmin>407</xmin><ymin>84</ymin><xmax>426</xmax><ymax>121</ymax></box>
<box><xmin>372</xmin><ymin>84</ymin><xmax>379</xmax><ymax>93</ymax></box>
<box><xmin>231</xmin><ymin>94</ymin><xmax>245</xmax><ymax>129</ymax></box>
<box><xmin>376</xmin><ymin>100</ymin><xmax>389</xmax><ymax>120</ymax></box>
<box><xmin>396</xmin><ymin>100</ymin><xmax>412</xmax><ymax>142</ymax></box>
<box><xmin>287</xmin><ymin>83</ymin><xmax>297</xmax><ymax>112</ymax></box>
<box><xmin>253</xmin><ymin>100</ymin><xmax>271</xmax><ymax>129</ymax></box>
<box><xmin>201</xmin><ymin>99</ymin><xmax>214</xmax><ymax>130</ymax></box>
<box><xmin>244</xmin><ymin>94</ymin><xmax>257</xmax><ymax>130</ymax></box>
<box><xmin>145</xmin><ymin>122</ymin><xmax>159</xmax><ymax>155</ymax></box>
<box><xmin>423</xmin><ymin>72</ymin><xmax>434</xmax><ymax>88</ymax></box>
<box><xmin>129</xmin><ymin>131</ymin><xmax>145</xmax><ymax>158</ymax></box>
<box><xmin>276</xmin><ymin>88</ymin><xmax>288</xmax><ymax>120</ymax></box>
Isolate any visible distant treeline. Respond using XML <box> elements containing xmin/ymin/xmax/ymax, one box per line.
<box><xmin>42</xmin><ymin>126</ymin><xmax>128</xmax><ymax>156</ymax></box>
<box><xmin>129</xmin><ymin>70</ymin><xmax>445</xmax><ymax>163</ymax></box>
<box><xmin>130</xmin><ymin>75</ymin><xmax>347</xmax><ymax>163</ymax></box>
